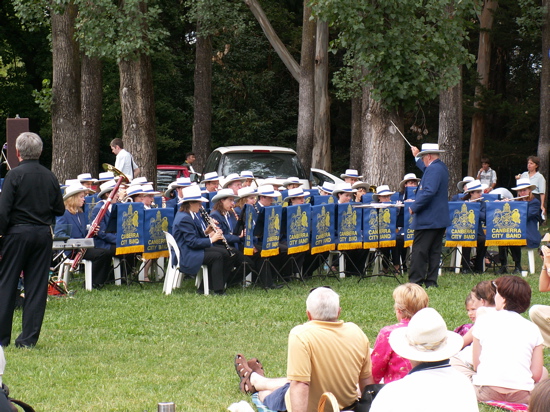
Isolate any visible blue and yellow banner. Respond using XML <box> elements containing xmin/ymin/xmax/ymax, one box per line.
<box><xmin>116</xmin><ymin>202</ymin><xmax>145</xmax><ymax>255</ymax></box>
<box><xmin>362</xmin><ymin>206</ymin><xmax>397</xmax><ymax>248</ymax></box>
<box><xmin>404</xmin><ymin>207</ymin><xmax>415</xmax><ymax>248</ymax></box>
<box><xmin>261</xmin><ymin>205</ymin><xmax>282</xmax><ymax>257</ymax></box>
<box><xmin>405</xmin><ymin>187</ymin><xmax>416</xmax><ymax>200</ymax></box>
<box><xmin>445</xmin><ymin>202</ymin><xmax>480</xmax><ymax>247</ymax></box>
<box><xmin>485</xmin><ymin>201</ymin><xmax>527</xmax><ymax>246</ymax></box>
<box><xmin>361</xmin><ymin>193</ymin><xmax>374</xmax><ymax>203</ymax></box>
<box><xmin>285</xmin><ymin>204</ymin><xmax>310</xmax><ymax>254</ymax></box>
<box><xmin>143</xmin><ymin>208</ymin><xmax>174</xmax><ymax>259</ymax></box>
<box><xmin>310</xmin><ymin>204</ymin><xmax>336</xmax><ymax>254</ymax></box>
<box><xmin>337</xmin><ymin>203</ymin><xmax>362</xmax><ymax>250</ymax></box>
<box><xmin>311</xmin><ymin>195</ymin><xmax>335</xmax><ymax>205</ymax></box>
<box><xmin>85</xmin><ymin>194</ymin><xmax>98</xmax><ymax>226</ymax></box>
<box><xmin>243</xmin><ymin>204</ymin><xmax>257</xmax><ymax>256</ymax></box>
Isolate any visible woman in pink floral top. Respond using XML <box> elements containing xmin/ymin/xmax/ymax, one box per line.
<box><xmin>371</xmin><ymin>283</ymin><xmax>429</xmax><ymax>383</ymax></box>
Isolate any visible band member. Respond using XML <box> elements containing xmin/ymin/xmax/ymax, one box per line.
<box><xmin>284</xmin><ymin>187</ymin><xmax>309</xmax><ymax>206</ymax></box>
<box><xmin>91</xmin><ymin>180</ymin><xmax>119</xmax><ymax>253</ymax></box>
<box><xmin>461</xmin><ymin>180</ymin><xmax>488</xmax><ymax>274</ymax></box>
<box><xmin>281</xmin><ymin>177</ymin><xmax>303</xmax><ymax>190</ymax></box>
<box><xmin>340</xmin><ymin>169</ymin><xmax>363</xmax><ymax>185</ymax></box>
<box><xmin>373</xmin><ymin>185</ymin><xmax>400</xmax><ymax>273</ymax></box>
<box><xmin>240</xmin><ymin>171</ymin><xmax>255</xmax><ymax>188</ymax></box>
<box><xmin>234</xmin><ymin>187</ymin><xmax>258</xmax><ymax>216</ymax></box>
<box><xmin>222</xmin><ymin>173</ymin><xmax>246</xmax><ymax>195</ymax></box>
<box><xmin>451</xmin><ymin>176</ymin><xmax>475</xmax><ymax>201</ymax></box>
<box><xmin>281</xmin><ymin>187</ymin><xmax>310</xmax><ymax>276</ymax></box>
<box><xmin>201</xmin><ymin>172</ymin><xmax>222</xmax><ymax>193</ymax></box>
<box><xmin>126</xmin><ymin>184</ymin><xmax>160</xmax><ymax>209</ymax></box>
<box><xmin>210</xmin><ymin>189</ymin><xmax>242</xmax><ymax>249</ymax></box>
<box><xmin>77</xmin><ymin>173</ymin><xmax>96</xmax><ymax>189</ymax></box>
<box><xmin>499</xmin><ymin>178</ymin><xmax>542</xmax><ymax>274</ymax></box>
<box><xmin>318</xmin><ymin>182</ymin><xmax>335</xmax><ymax>196</ymax></box>
<box><xmin>352</xmin><ymin>181</ymin><xmax>370</xmax><ymax>203</ymax></box>
<box><xmin>172</xmin><ymin>185</ymin><xmax>231</xmax><ymax>295</ymax></box>
<box><xmin>396</xmin><ymin>173</ymin><xmax>421</xmax><ymax>272</ymax></box>
<box><xmin>56</xmin><ymin>184</ymin><xmax>114</xmax><ymax>288</ymax></box>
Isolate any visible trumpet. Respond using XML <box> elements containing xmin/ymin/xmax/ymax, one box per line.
<box><xmin>199</xmin><ymin>207</ymin><xmax>235</xmax><ymax>257</ymax></box>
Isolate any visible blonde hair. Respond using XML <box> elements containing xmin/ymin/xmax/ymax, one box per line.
<box><xmin>393</xmin><ymin>283</ymin><xmax>429</xmax><ymax>319</ymax></box>
<box><xmin>64</xmin><ymin>193</ymin><xmax>84</xmax><ymax>214</ymax></box>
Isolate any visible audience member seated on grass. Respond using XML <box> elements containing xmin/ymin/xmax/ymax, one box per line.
<box><xmin>234</xmin><ymin>287</ymin><xmax>373</xmax><ymax>412</ymax></box>
<box><xmin>529</xmin><ymin>244</ymin><xmax>550</xmax><ymax>348</ymax></box>
<box><xmin>371</xmin><ymin>283</ymin><xmax>429</xmax><ymax>384</ymax></box>
<box><xmin>529</xmin><ymin>379</ymin><xmax>550</xmax><ymax>412</ymax></box>
<box><xmin>453</xmin><ymin>292</ymin><xmax>480</xmax><ymax>337</ymax></box>
<box><xmin>458</xmin><ymin>280</ymin><xmax>497</xmax><ymax>348</ymax></box>
<box><xmin>370</xmin><ymin>308</ymin><xmax>479</xmax><ymax>412</ymax></box>
<box><xmin>452</xmin><ymin>276</ymin><xmax>548</xmax><ymax>404</ymax></box>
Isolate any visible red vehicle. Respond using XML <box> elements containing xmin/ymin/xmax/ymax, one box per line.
<box><xmin>156</xmin><ymin>165</ymin><xmax>190</xmax><ymax>193</ymax></box>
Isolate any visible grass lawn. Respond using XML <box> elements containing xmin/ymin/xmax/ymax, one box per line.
<box><xmin>3</xmin><ymin>251</ymin><xmax>549</xmax><ymax>411</ymax></box>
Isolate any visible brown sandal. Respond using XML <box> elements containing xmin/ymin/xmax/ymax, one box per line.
<box><xmin>234</xmin><ymin>354</ymin><xmax>257</xmax><ymax>394</ymax></box>
<box><xmin>248</xmin><ymin>358</ymin><xmax>265</xmax><ymax>377</ymax></box>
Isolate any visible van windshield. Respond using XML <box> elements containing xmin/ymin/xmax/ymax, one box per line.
<box><xmin>219</xmin><ymin>152</ymin><xmax>307</xmax><ymax>179</ymax></box>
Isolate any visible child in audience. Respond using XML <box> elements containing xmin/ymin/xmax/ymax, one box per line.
<box><xmin>454</xmin><ymin>292</ymin><xmax>480</xmax><ymax>337</ymax></box>
<box><xmin>371</xmin><ymin>283</ymin><xmax>429</xmax><ymax>383</ymax></box>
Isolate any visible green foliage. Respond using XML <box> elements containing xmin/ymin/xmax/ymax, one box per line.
<box><xmin>31</xmin><ymin>78</ymin><xmax>52</xmax><ymax>113</ymax></box>
<box><xmin>311</xmin><ymin>0</ymin><xmax>476</xmax><ymax>110</ymax></box>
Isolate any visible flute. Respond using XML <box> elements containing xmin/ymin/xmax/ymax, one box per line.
<box><xmin>469</xmin><ymin>197</ymin><xmax>485</xmax><ymax>202</ymax></box>
<box><xmin>507</xmin><ymin>195</ymin><xmax>530</xmax><ymax>201</ymax></box>
<box><xmin>199</xmin><ymin>207</ymin><xmax>235</xmax><ymax>257</ymax></box>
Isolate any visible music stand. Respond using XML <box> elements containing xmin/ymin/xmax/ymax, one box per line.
<box><xmin>354</xmin><ymin>203</ymin><xmax>402</xmax><ymax>284</ymax></box>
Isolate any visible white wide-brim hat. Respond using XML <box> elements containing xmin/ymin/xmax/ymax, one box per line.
<box><xmin>284</xmin><ymin>187</ymin><xmax>310</xmax><ymax>201</ymax></box>
<box><xmin>332</xmin><ymin>183</ymin><xmax>357</xmax><ymax>195</ymax></box>
<box><xmin>418</xmin><ymin>143</ymin><xmax>445</xmax><ymax>156</ymax></box>
<box><xmin>63</xmin><ymin>179</ymin><xmax>80</xmax><ymax>188</ymax></box>
<box><xmin>340</xmin><ymin>169</ymin><xmax>363</xmax><ymax>179</ymax></box>
<box><xmin>281</xmin><ymin>177</ymin><xmax>303</xmax><ymax>188</ymax></box>
<box><xmin>457</xmin><ymin>176</ymin><xmax>475</xmax><ymax>192</ymax></box>
<box><xmin>512</xmin><ymin>178</ymin><xmax>537</xmax><ymax>191</ymax></box>
<box><xmin>389</xmin><ymin>308</ymin><xmax>463</xmax><ymax>362</ymax></box>
<box><xmin>464</xmin><ymin>180</ymin><xmax>488</xmax><ymax>193</ymax></box>
<box><xmin>352</xmin><ymin>181</ymin><xmax>370</xmax><ymax>190</ymax></box>
<box><xmin>64</xmin><ymin>184</ymin><xmax>91</xmax><ymax>200</ymax></box>
<box><xmin>128</xmin><ymin>177</ymin><xmax>152</xmax><ymax>187</ymax></box>
<box><xmin>201</xmin><ymin>172</ymin><xmax>221</xmax><ymax>184</ymax></box>
<box><xmin>97</xmin><ymin>171</ymin><xmax>115</xmax><ymax>182</ymax></box>
<box><xmin>212</xmin><ymin>188</ymin><xmax>239</xmax><ymax>203</ymax></box>
<box><xmin>129</xmin><ymin>184</ymin><xmax>161</xmax><ymax>197</ymax></box>
<box><xmin>179</xmin><ymin>185</ymin><xmax>209</xmax><ymax>204</ymax></box>
<box><xmin>399</xmin><ymin>173</ymin><xmax>421</xmax><ymax>190</ymax></box>
<box><xmin>222</xmin><ymin>173</ymin><xmax>246</xmax><ymax>188</ymax></box>
<box><xmin>257</xmin><ymin>184</ymin><xmax>281</xmax><ymax>198</ymax></box>
<box><xmin>77</xmin><ymin>173</ymin><xmax>95</xmax><ymax>182</ymax></box>
<box><xmin>318</xmin><ymin>182</ymin><xmax>335</xmax><ymax>194</ymax></box>
<box><xmin>240</xmin><ymin>170</ymin><xmax>254</xmax><ymax>179</ymax></box>
<box><xmin>372</xmin><ymin>185</ymin><xmax>395</xmax><ymax>201</ymax></box>
<box><xmin>237</xmin><ymin>187</ymin><xmax>258</xmax><ymax>199</ymax></box>
<box><xmin>98</xmin><ymin>180</ymin><xmax>118</xmax><ymax>198</ymax></box>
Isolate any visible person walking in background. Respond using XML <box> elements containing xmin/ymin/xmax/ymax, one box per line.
<box><xmin>110</xmin><ymin>138</ymin><xmax>140</xmax><ymax>181</ymax></box>
<box><xmin>477</xmin><ymin>157</ymin><xmax>497</xmax><ymax>193</ymax></box>
<box><xmin>0</xmin><ymin>132</ymin><xmax>65</xmax><ymax>348</ymax></box>
<box><xmin>408</xmin><ymin>143</ymin><xmax>450</xmax><ymax>288</ymax></box>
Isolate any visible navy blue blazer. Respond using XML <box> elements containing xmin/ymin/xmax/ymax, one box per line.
<box><xmin>172</xmin><ymin>211</ymin><xmax>212</xmax><ymax>275</ymax></box>
<box><xmin>410</xmin><ymin>158</ymin><xmax>451</xmax><ymax>230</ymax></box>
<box><xmin>91</xmin><ymin>201</ymin><xmax>116</xmax><ymax>250</ymax></box>
<box><xmin>209</xmin><ymin>210</ymin><xmax>241</xmax><ymax>248</ymax></box>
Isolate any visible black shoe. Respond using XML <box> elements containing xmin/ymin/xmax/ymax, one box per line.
<box><xmin>461</xmin><ymin>269</ymin><xmax>472</xmax><ymax>274</ymax></box>
<box><xmin>513</xmin><ymin>267</ymin><xmax>522</xmax><ymax>275</ymax></box>
<box><xmin>214</xmin><ymin>290</ymin><xmax>227</xmax><ymax>296</ymax></box>
<box><xmin>196</xmin><ymin>288</ymin><xmax>204</xmax><ymax>295</ymax></box>
<box><xmin>269</xmin><ymin>284</ymin><xmax>284</xmax><ymax>290</ymax></box>
<box><xmin>498</xmin><ymin>266</ymin><xmax>508</xmax><ymax>274</ymax></box>
<box><xmin>15</xmin><ymin>342</ymin><xmax>35</xmax><ymax>349</ymax></box>
<box><xmin>425</xmin><ymin>284</ymin><xmax>439</xmax><ymax>289</ymax></box>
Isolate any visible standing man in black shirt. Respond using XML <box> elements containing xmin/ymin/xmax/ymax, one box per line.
<box><xmin>0</xmin><ymin>132</ymin><xmax>65</xmax><ymax>348</ymax></box>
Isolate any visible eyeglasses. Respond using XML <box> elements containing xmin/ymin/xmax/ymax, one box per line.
<box><xmin>309</xmin><ymin>286</ymin><xmax>333</xmax><ymax>294</ymax></box>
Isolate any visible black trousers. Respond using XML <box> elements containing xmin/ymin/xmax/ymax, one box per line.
<box><xmin>203</xmin><ymin>246</ymin><xmax>233</xmax><ymax>292</ymax></box>
<box><xmin>461</xmin><ymin>236</ymin><xmax>487</xmax><ymax>273</ymax></box>
<box><xmin>498</xmin><ymin>246</ymin><xmax>522</xmax><ymax>269</ymax></box>
<box><xmin>409</xmin><ymin>228</ymin><xmax>445</xmax><ymax>287</ymax></box>
<box><xmin>0</xmin><ymin>225</ymin><xmax>53</xmax><ymax>347</ymax></box>
<box><xmin>82</xmin><ymin>246</ymin><xmax>115</xmax><ymax>286</ymax></box>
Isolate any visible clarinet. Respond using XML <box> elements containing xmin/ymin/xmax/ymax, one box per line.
<box><xmin>199</xmin><ymin>207</ymin><xmax>235</xmax><ymax>257</ymax></box>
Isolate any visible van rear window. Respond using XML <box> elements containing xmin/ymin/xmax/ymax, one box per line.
<box><xmin>219</xmin><ymin>152</ymin><xmax>307</xmax><ymax>179</ymax></box>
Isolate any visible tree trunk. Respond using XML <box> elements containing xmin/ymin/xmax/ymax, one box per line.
<box><xmin>295</xmin><ymin>2</ymin><xmax>315</xmax><ymax>173</ymax></box>
<box><xmin>538</xmin><ymin>0</ymin><xmax>550</xmax><ymax>212</ymax></box>
<box><xmin>439</xmin><ymin>72</ymin><xmax>463</xmax><ymax>199</ymax></box>
<box><xmin>361</xmin><ymin>87</ymin><xmax>404</xmax><ymax>189</ymax></box>
<box><xmin>243</xmin><ymin>0</ymin><xmax>300</xmax><ymax>81</ymax></box>
<box><xmin>192</xmin><ymin>26</ymin><xmax>212</xmax><ymax>173</ymax></box>
<box><xmin>468</xmin><ymin>0</ymin><xmax>499</xmax><ymax>176</ymax></box>
<box><xmin>51</xmin><ymin>2</ymin><xmax>81</xmax><ymax>182</ymax></box>
<box><xmin>312</xmin><ymin>21</ymin><xmax>331</xmax><ymax>171</ymax></box>
<box><xmin>118</xmin><ymin>54</ymin><xmax>157</xmax><ymax>184</ymax></box>
<box><xmin>349</xmin><ymin>96</ymin><xmax>362</xmax><ymax>170</ymax></box>
<box><xmin>81</xmin><ymin>54</ymin><xmax>102</xmax><ymax>177</ymax></box>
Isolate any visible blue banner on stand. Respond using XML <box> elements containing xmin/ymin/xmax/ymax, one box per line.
<box><xmin>261</xmin><ymin>206</ymin><xmax>282</xmax><ymax>257</ymax></box>
<box><xmin>115</xmin><ymin>202</ymin><xmax>144</xmax><ymax>254</ymax></box>
<box><xmin>85</xmin><ymin>194</ymin><xmax>98</xmax><ymax>227</ymax></box>
<box><xmin>243</xmin><ymin>204</ymin><xmax>258</xmax><ymax>256</ymax></box>
<box><xmin>405</xmin><ymin>187</ymin><xmax>416</xmax><ymax>200</ymax></box>
<box><xmin>336</xmin><ymin>203</ymin><xmax>362</xmax><ymax>250</ymax></box>
<box><xmin>485</xmin><ymin>201</ymin><xmax>527</xmax><ymax>246</ymax></box>
<box><xmin>311</xmin><ymin>195</ymin><xmax>335</xmax><ymax>205</ymax></box>
<box><xmin>284</xmin><ymin>204</ymin><xmax>310</xmax><ymax>254</ymax></box>
<box><xmin>305</xmin><ymin>189</ymin><xmax>318</xmax><ymax>203</ymax></box>
<box><xmin>154</xmin><ymin>196</ymin><xmax>163</xmax><ymax>208</ymax></box>
<box><xmin>445</xmin><ymin>202</ymin><xmax>480</xmax><ymax>247</ymax></box>
<box><xmin>362</xmin><ymin>206</ymin><xmax>397</xmax><ymax>248</ymax></box>
<box><xmin>404</xmin><ymin>207</ymin><xmax>415</xmax><ymax>247</ymax></box>
<box><xmin>143</xmin><ymin>208</ymin><xmax>174</xmax><ymax>259</ymax></box>
<box><xmin>361</xmin><ymin>193</ymin><xmax>374</xmax><ymax>203</ymax></box>
<box><xmin>310</xmin><ymin>204</ymin><xmax>336</xmax><ymax>254</ymax></box>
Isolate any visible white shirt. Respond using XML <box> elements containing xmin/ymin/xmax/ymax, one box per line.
<box><xmin>473</xmin><ymin>309</ymin><xmax>543</xmax><ymax>390</ymax></box>
<box><xmin>370</xmin><ymin>364</ymin><xmax>479</xmax><ymax>412</ymax></box>
<box><xmin>115</xmin><ymin>149</ymin><xmax>138</xmax><ymax>180</ymax></box>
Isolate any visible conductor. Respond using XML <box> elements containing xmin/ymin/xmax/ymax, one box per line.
<box><xmin>0</xmin><ymin>132</ymin><xmax>65</xmax><ymax>348</ymax></box>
